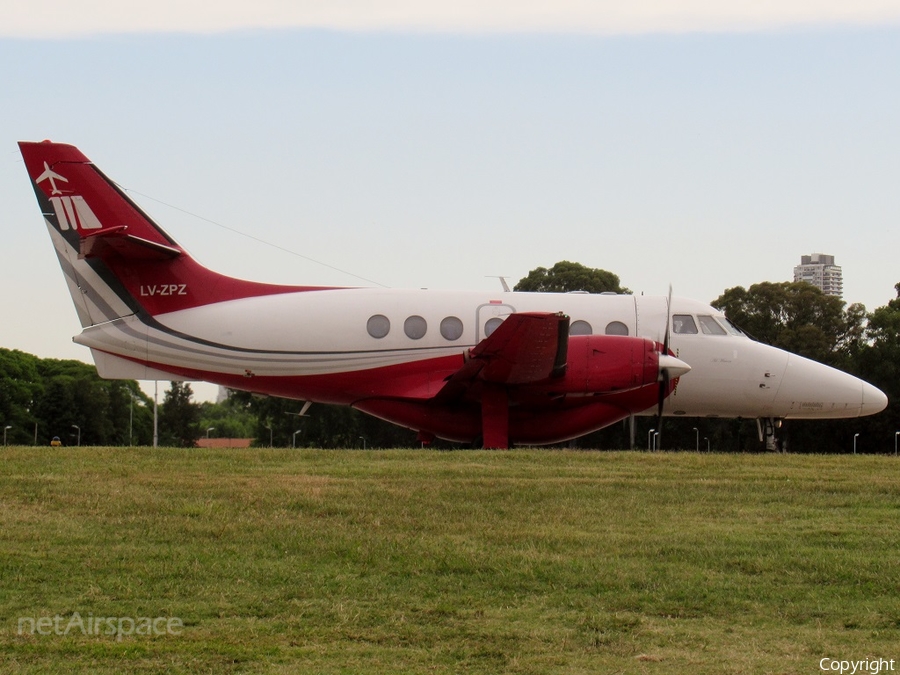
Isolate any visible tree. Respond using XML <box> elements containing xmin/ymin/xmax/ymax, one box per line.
<box><xmin>0</xmin><ymin>349</ymin><xmax>42</xmax><ymax>445</ymax></box>
<box><xmin>854</xmin><ymin>283</ymin><xmax>900</xmax><ymax>452</ymax></box>
<box><xmin>197</xmin><ymin>397</ymin><xmax>256</xmax><ymax>440</ymax></box>
<box><xmin>34</xmin><ymin>376</ymin><xmax>78</xmax><ymax>443</ymax></box>
<box><xmin>711</xmin><ymin>281</ymin><xmax>863</xmax><ymax>368</ymax></box>
<box><xmin>861</xmin><ymin>283</ymin><xmax>900</xmax><ymax>381</ymax></box>
<box><xmin>158</xmin><ymin>382</ymin><xmax>201</xmax><ymax>447</ymax></box>
<box><xmin>0</xmin><ymin>349</ymin><xmax>155</xmax><ymax>446</ymax></box>
<box><xmin>514</xmin><ymin>261</ymin><xmax>631</xmax><ymax>294</ymax></box>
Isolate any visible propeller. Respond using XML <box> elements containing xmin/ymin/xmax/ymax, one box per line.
<box><xmin>658</xmin><ymin>286</ymin><xmax>673</xmax><ymax>420</ymax></box>
<box><xmin>655</xmin><ymin>285</ymin><xmax>691</xmax><ymax>448</ymax></box>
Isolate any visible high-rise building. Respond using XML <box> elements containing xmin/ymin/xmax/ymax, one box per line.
<box><xmin>793</xmin><ymin>254</ymin><xmax>843</xmax><ymax>298</ymax></box>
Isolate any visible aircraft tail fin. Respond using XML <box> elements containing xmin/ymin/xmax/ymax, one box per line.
<box><xmin>19</xmin><ymin>140</ymin><xmax>308</xmax><ymax>327</ymax></box>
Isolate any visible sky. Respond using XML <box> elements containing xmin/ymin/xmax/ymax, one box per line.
<box><xmin>2</xmin><ymin>2</ymin><xmax>900</xmax><ymax>402</ymax></box>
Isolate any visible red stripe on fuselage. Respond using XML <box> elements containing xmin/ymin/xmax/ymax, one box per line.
<box><xmin>101</xmin><ymin>350</ymin><xmax>467</xmax><ymax>405</ymax></box>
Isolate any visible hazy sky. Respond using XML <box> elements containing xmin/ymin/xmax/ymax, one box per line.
<box><xmin>3</xmin><ymin>2</ymin><xmax>900</xmax><ymax>401</ymax></box>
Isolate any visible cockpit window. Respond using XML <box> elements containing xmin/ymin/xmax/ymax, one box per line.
<box><xmin>698</xmin><ymin>315</ymin><xmax>727</xmax><ymax>335</ymax></box>
<box><xmin>672</xmin><ymin>314</ymin><xmax>698</xmax><ymax>334</ymax></box>
<box><xmin>718</xmin><ymin>316</ymin><xmax>745</xmax><ymax>336</ymax></box>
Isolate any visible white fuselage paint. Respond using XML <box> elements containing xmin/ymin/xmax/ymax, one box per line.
<box><xmin>72</xmin><ymin>286</ymin><xmax>887</xmax><ymax>420</ymax></box>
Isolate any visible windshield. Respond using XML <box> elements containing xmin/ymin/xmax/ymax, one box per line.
<box><xmin>672</xmin><ymin>313</ymin><xmax>745</xmax><ymax>337</ymax></box>
<box><xmin>717</xmin><ymin>316</ymin><xmax>745</xmax><ymax>336</ymax></box>
<box><xmin>672</xmin><ymin>314</ymin><xmax>698</xmax><ymax>334</ymax></box>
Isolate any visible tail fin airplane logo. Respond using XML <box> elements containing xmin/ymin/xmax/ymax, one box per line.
<box><xmin>35</xmin><ymin>161</ymin><xmax>101</xmax><ymax>231</ymax></box>
<box><xmin>36</xmin><ymin>161</ymin><xmax>68</xmax><ymax>195</ymax></box>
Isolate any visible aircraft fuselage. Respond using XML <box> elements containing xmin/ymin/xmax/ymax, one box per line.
<box><xmin>75</xmin><ymin>284</ymin><xmax>884</xmax><ymax>422</ymax></box>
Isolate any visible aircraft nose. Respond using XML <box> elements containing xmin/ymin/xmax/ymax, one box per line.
<box><xmin>861</xmin><ymin>381</ymin><xmax>888</xmax><ymax>417</ymax></box>
<box><xmin>773</xmin><ymin>353</ymin><xmax>888</xmax><ymax>419</ymax></box>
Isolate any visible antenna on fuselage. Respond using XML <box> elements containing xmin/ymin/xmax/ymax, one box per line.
<box><xmin>486</xmin><ymin>276</ymin><xmax>511</xmax><ymax>292</ymax></box>
<box><xmin>285</xmin><ymin>401</ymin><xmax>313</xmax><ymax>418</ymax></box>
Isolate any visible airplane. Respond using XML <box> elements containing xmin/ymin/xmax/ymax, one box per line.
<box><xmin>18</xmin><ymin>140</ymin><xmax>888</xmax><ymax>448</ymax></box>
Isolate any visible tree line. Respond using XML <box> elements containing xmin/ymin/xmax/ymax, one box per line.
<box><xmin>0</xmin><ymin>351</ymin><xmax>152</xmax><ymax>446</ymax></box>
<box><xmin>2</xmin><ymin>261</ymin><xmax>898</xmax><ymax>451</ymax></box>
<box><xmin>0</xmin><ymin>352</ymin><xmax>421</xmax><ymax>449</ymax></box>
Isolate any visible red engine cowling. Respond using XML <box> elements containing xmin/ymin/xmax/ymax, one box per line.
<box><xmin>519</xmin><ymin>334</ymin><xmax>661</xmax><ymax>399</ymax></box>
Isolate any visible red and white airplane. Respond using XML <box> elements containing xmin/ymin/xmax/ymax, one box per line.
<box><xmin>19</xmin><ymin>141</ymin><xmax>887</xmax><ymax>448</ymax></box>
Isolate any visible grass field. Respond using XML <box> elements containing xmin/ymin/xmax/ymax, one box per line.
<box><xmin>1</xmin><ymin>447</ymin><xmax>899</xmax><ymax>674</ymax></box>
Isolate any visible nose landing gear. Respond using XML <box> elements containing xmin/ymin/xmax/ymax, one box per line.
<box><xmin>757</xmin><ymin>417</ymin><xmax>784</xmax><ymax>452</ymax></box>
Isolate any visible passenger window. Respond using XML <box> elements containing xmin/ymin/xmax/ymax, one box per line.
<box><xmin>404</xmin><ymin>315</ymin><xmax>427</xmax><ymax>340</ymax></box>
<box><xmin>440</xmin><ymin>316</ymin><xmax>464</xmax><ymax>341</ymax></box>
<box><xmin>485</xmin><ymin>317</ymin><xmax>504</xmax><ymax>337</ymax></box>
<box><xmin>698</xmin><ymin>315</ymin><xmax>727</xmax><ymax>335</ymax></box>
<box><xmin>570</xmin><ymin>320</ymin><xmax>592</xmax><ymax>336</ymax></box>
<box><xmin>672</xmin><ymin>315</ymin><xmax>698</xmax><ymax>335</ymax></box>
<box><xmin>605</xmin><ymin>321</ymin><xmax>628</xmax><ymax>336</ymax></box>
<box><xmin>367</xmin><ymin>314</ymin><xmax>390</xmax><ymax>339</ymax></box>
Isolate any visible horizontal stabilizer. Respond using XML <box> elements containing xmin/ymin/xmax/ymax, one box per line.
<box><xmin>90</xmin><ymin>349</ymin><xmax>188</xmax><ymax>381</ymax></box>
<box><xmin>81</xmin><ymin>226</ymin><xmax>182</xmax><ymax>261</ymax></box>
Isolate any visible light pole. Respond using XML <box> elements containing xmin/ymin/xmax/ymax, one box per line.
<box><xmin>894</xmin><ymin>431</ymin><xmax>898</xmax><ymax>457</ymax></box>
<box><xmin>264</xmin><ymin>423</ymin><xmax>273</xmax><ymax>448</ymax></box>
<box><xmin>72</xmin><ymin>424</ymin><xmax>80</xmax><ymax>447</ymax></box>
<box><xmin>704</xmin><ymin>437</ymin><xmax>710</xmax><ymax>452</ymax></box>
<box><xmin>853</xmin><ymin>433</ymin><xmax>859</xmax><ymax>455</ymax></box>
<box><xmin>206</xmin><ymin>427</ymin><xmax>215</xmax><ymax>439</ymax></box>
<box><xmin>648</xmin><ymin>428</ymin><xmax>655</xmax><ymax>451</ymax></box>
<box><xmin>693</xmin><ymin>427</ymin><xmax>699</xmax><ymax>452</ymax></box>
<box><xmin>293</xmin><ymin>429</ymin><xmax>302</xmax><ymax>449</ymax></box>
<box><xmin>360</xmin><ymin>436</ymin><xmax>366</xmax><ymax>450</ymax></box>
<box><xmin>3</xmin><ymin>425</ymin><xmax>11</xmax><ymax>446</ymax></box>
<box><xmin>129</xmin><ymin>389</ymin><xmax>133</xmax><ymax>446</ymax></box>
<box><xmin>153</xmin><ymin>381</ymin><xmax>159</xmax><ymax>448</ymax></box>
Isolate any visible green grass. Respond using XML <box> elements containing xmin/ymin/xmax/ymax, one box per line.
<box><xmin>1</xmin><ymin>448</ymin><xmax>899</xmax><ymax>673</ymax></box>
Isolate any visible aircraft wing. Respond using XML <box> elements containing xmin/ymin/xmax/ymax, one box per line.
<box><xmin>436</xmin><ymin>312</ymin><xmax>569</xmax><ymax>401</ymax></box>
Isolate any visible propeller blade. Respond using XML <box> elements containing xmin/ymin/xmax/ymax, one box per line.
<box><xmin>657</xmin><ymin>370</ymin><xmax>669</xmax><ymax>448</ymax></box>
<box><xmin>657</xmin><ymin>370</ymin><xmax>668</xmax><ymax>418</ymax></box>
<box><xmin>663</xmin><ymin>283</ymin><xmax>673</xmax><ymax>354</ymax></box>
<box><xmin>656</xmin><ymin>286</ymin><xmax>684</xmax><ymax>451</ymax></box>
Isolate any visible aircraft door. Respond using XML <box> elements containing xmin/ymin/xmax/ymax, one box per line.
<box><xmin>475</xmin><ymin>302</ymin><xmax>517</xmax><ymax>342</ymax></box>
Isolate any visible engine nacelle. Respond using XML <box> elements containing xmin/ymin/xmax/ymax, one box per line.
<box><xmin>528</xmin><ymin>335</ymin><xmax>661</xmax><ymax>397</ymax></box>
